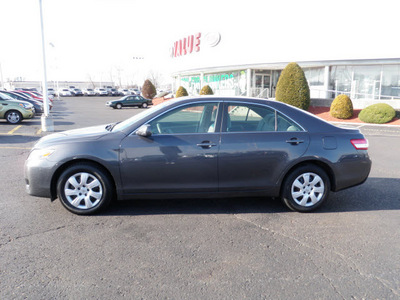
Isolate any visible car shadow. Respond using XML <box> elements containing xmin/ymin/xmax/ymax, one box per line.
<box><xmin>99</xmin><ymin>177</ymin><xmax>400</xmax><ymax>216</ymax></box>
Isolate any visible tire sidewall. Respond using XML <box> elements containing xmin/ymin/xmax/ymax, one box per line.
<box><xmin>116</xmin><ymin>103</ymin><xmax>122</xmax><ymax>109</ymax></box>
<box><xmin>6</xmin><ymin>110</ymin><xmax>22</xmax><ymax>124</ymax></box>
<box><xmin>282</xmin><ymin>165</ymin><xmax>330</xmax><ymax>212</ymax></box>
<box><xmin>57</xmin><ymin>163</ymin><xmax>113</xmax><ymax>215</ymax></box>
<box><xmin>142</xmin><ymin>103</ymin><xmax>148</xmax><ymax>108</ymax></box>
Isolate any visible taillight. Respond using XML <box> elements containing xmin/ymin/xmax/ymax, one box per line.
<box><xmin>351</xmin><ymin>139</ymin><xmax>369</xmax><ymax>150</ymax></box>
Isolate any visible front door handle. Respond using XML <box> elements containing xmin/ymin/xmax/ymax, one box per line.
<box><xmin>286</xmin><ymin>138</ymin><xmax>304</xmax><ymax>145</ymax></box>
<box><xmin>197</xmin><ymin>141</ymin><xmax>217</xmax><ymax>149</ymax></box>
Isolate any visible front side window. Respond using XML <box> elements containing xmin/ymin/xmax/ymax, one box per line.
<box><xmin>148</xmin><ymin>102</ymin><xmax>219</xmax><ymax>134</ymax></box>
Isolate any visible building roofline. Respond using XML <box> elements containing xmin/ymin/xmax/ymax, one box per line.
<box><xmin>172</xmin><ymin>58</ymin><xmax>400</xmax><ymax>76</ymax></box>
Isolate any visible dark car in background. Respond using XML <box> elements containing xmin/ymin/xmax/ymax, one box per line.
<box><xmin>71</xmin><ymin>88</ymin><xmax>84</xmax><ymax>96</ymax></box>
<box><xmin>25</xmin><ymin>96</ymin><xmax>371</xmax><ymax>215</ymax></box>
<box><xmin>106</xmin><ymin>95</ymin><xmax>152</xmax><ymax>109</ymax></box>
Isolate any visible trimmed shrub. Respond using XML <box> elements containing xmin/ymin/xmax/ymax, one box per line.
<box><xmin>359</xmin><ymin>103</ymin><xmax>396</xmax><ymax>124</ymax></box>
<box><xmin>176</xmin><ymin>86</ymin><xmax>188</xmax><ymax>98</ymax></box>
<box><xmin>141</xmin><ymin>79</ymin><xmax>156</xmax><ymax>99</ymax></box>
<box><xmin>330</xmin><ymin>94</ymin><xmax>353</xmax><ymax>119</ymax></box>
<box><xmin>275</xmin><ymin>62</ymin><xmax>310</xmax><ymax>110</ymax></box>
<box><xmin>200</xmin><ymin>85</ymin><xmax>214</xmax><ymax>95</ymax></box>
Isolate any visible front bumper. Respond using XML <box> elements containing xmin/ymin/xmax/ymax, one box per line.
<box><xmin>24</xmin><ymin>156</ymin><xmax>56</xmax><ymax>198</ymax></box>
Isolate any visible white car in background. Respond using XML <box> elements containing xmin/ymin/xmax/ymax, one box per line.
<box><xmin>95</xmin><ymin>88</ymin><xmax>108</xmax><ymax>96</ymax></box>
<box><xmin>119</xmin><ymin>89</ymin><xmax>130</xmax><ymax>95</ymax></box>
<box><xmin>83</xmin><ymin>88</ymin><xmax>96</xmax><ymax>96</ymax></box>
<box><xmin>58</xmin><ymin>88</ymin><xmax>72</xmax><ymax>96</ymax></box>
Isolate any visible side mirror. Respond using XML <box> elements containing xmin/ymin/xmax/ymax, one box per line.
<box><xmin>136</xmin><ymin>124</ymin><xmax>152</xmax><ymax>137</ymax></box>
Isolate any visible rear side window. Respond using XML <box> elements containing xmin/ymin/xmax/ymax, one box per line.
<box><xmin>224</xmin><ymin>103</ymin><xmax>303</xmax><ymax>132</ymax></box>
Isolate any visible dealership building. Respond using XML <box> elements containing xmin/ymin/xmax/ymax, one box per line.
<box><xmin>169</xmin><ymin>31</ymin><xmax>400</xmax><ymax>109</ymax></box>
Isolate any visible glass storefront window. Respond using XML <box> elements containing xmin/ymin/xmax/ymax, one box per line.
<box><xmin>179</xmin><ymin>71</ymin><xmax>247</xmax><ymax>96</ymax></box>
<box><xmin>382</xmin><ymin>65</ymin><xmax>400</xmax><ymax>99</ymax></box>
<box><xmin>304</xmin><ymin>68</ymin><xmax>324</xmax><ymax>86</ymax></box>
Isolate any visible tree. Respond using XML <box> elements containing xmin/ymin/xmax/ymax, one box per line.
<box><xmin>142</xmin><ymin>79</ymin><xmax>156</xmax><ymax>99</ymax></box>
<box><xmin>176</xmin><ymin>86</ymin><xmax>188</xmax><ymax>98</ymax></box>
<box><xmin>200</xmin><ymin>85</ymin><xmax>213</xmax><ymax>95</ymax></box>
<box><xmin>275</xmin><ymin>62</ymin><xmax>310</xmax><ymax>110</ymax></box>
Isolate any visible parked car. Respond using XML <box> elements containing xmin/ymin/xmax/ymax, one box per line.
<box><xmin>95</xmin><ymin>88</ymin><xmax>108</xmax><ymax>96</ymax></box>
<box><xmin>0</xmin><ymin>92</ymin><xmax>35</xmax><ymax>124</ymax></box>
<box><xmin>12</xmin><ymin>90</ymin><xmax>53</xmax><ymax>110</ymax></box>
<box><xmin>24</xmin><ymin>96</ymin><xmax>371</xmax><ymax>215</ymax></box>
<box><xmin>110</xmin><ymin>88</ymin><xmax>120</xmax><ymax>96</ymax></box>
<box><xmin>47</xmin><ymin>88</ymin><xmax>56</xmax><ymax>97</ymax></box>
<box><xmin>118</xmin><ymin>89</ymin><xmax>130</xmax><ymax>96</ymax></box>
<box><xmin>129</xmin><ymin>88</ymin><xmax>140</xmax><ymax>95</ymax></box>
<box><xmin>0</xmin><ymin>90</ymin><xmax>44</xmax><ymax>115</ymax></box>
<box><xmin>82</xmin><ymin>88</ymin><xmax>96</xmax><ymax>96</ymax></box>
<box><xmin>58</xmin><ymin>89</ymin><xmax>72</xmax><ymax>97</ymax></box>
<box><xmin>71</xmin><ymin>88</ymin><xmax>84</xmax><ymax>96</ymax></box>
<box><xmin>106</xmin><ymin>95</ymin><xmax>152</xmax><ymax>109</ymax></box>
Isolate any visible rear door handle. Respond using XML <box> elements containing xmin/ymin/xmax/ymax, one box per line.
<box><xmin>197</xmin><ymin>141</ymin><xmax>217</xmax><ymax>149</ymax></box>
<box><xmin>286</xmin><ymin>138</ymin><xmax>304</xmax><ymax>145</ymax></box>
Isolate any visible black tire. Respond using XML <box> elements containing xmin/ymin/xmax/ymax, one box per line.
<box><xmin>5</xmin><ymin>110</ymin><xmax>23</xmax><ymax>124</ymax></box>
<box><xmin>141</xmin><ymin>102</ymin><xmax>148</xmax><ymax>108</ymax></box>
<box><xmin>281</xmin><ymin>164</ymin><xmax>330</xmax><ymax>212</ymax></box>
<box><xmin>116</xmin><ymin>103</ymin><xmax>122</xmax><ymax>109</ymax></box>
<box><xmin>56</xmin><ymin>163</ymin><xmax>113</xmax><ymax>215</ymax></box>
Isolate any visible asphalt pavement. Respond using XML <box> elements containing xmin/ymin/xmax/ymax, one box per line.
<box><xmin>1</xmin><ymin>97</ymin><xmax>399</xmax><ymax>299</ymax></box>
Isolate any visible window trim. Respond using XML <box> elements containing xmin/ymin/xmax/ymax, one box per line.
<box><xmin>221</xmin><ymin>101</ymin><xmax>306</xmax><ymax>133</ymax></box>
<box><xmin>130</xmin><ymin>100</ymin><xmax>223</xmax><ymax>136</ymax></box>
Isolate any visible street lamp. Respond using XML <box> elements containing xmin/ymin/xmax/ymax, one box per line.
<box><xmin>38</xmin><ymin>0</ymin><xmax>54</xmax><ymax>131</ymax></box>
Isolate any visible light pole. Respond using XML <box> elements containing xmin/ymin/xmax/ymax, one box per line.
<box><xmin>49</xmin><ymin>42</ymin><xmax>60</xmax><ymax>100</ymax></box>
<box><xmin>38</xmin><ymin>0</ymin><xmax>54</xmax><ymax>131</ymax></box>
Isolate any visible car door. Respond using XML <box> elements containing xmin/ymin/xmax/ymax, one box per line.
<box><xmin>218</xmin><ymin>102</ymin><xmax>310</xmax><ymax>192</ymax></box>
<box><xmin>125</xmin><ymin>96</ymin><xmax>134</xmax><ymax>107</ymax></box>
<box><xmin>119</xmin><ymin>101</ymin><xmax>221</xmax><ymax>194</ymax></box>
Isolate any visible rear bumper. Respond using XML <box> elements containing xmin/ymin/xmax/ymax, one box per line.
<box><xmin>333</xmin><ymin>154</ymin><xmax>372</xmax><ymax>191</ymax></box>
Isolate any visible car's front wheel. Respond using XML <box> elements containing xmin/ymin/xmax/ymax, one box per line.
<box><xmin>116</xmin><ymin>103</ymin><xmax>122</xmax><ymax>109</ymax></box>
<box><xmin>141</xmin><ymin>102</ymin><xmax>148</xmax><ymax>108</ymax></box>
<box><xmin>281</xmin><ymin>164</ymin><xmax>330</xmax><ymax>212</ymax></box>
<box><xmin>56</xmin><ymin>163</ymin><xmax>113</xmax><ymax>215</ymax></box>
<box><xmin>5</xmin><ymin>110</ymin><xmax>22</xmax><ymax>124</ymax></box>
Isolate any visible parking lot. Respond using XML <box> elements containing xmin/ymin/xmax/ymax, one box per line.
<box><xmin>1</xmin><ymin>97</ymin><xmax>400</xmax><ymax>299</ymax></box>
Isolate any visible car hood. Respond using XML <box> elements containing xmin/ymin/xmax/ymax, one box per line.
<box><xmin>35</xmin><ymin>124</ymin><xmax>110</xmax><ymax>148</ymax></box>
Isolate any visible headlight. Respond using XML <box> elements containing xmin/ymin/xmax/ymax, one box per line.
<box><xmin>19</xmin><ymin>103</ymin><xmax>33</xmax><ymax>109</ymax></box>
<box><xmin>28</xmin><ymin>148</ymin><xmax>55</xmax><ymax>160</ymax></box>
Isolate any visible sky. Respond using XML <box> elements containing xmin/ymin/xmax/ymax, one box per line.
<box><xmin>1</xmin><ymin>0</ymin><xmax>399</xmax><ymax>87</ymax></box>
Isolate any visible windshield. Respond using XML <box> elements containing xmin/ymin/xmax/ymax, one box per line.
<box><xmin>112</xmin><ymin>100</ymin><xmax>176</xmax><ymax>132</ymax></box>
<box><xmin>0</xmin><ymin>92</ymin><xmax>14</xmax><ymax>100</ymax></box>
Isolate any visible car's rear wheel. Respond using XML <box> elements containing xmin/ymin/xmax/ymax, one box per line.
<box><xmin>116</xmin><ymin>103</ymin><xmax>122</xmax><ymax>109</ymax></box>
<box><xmin>57</xmin><ymin>163</ymin><xmax>113</xmax><ymax>215</ymax></box>
<box><xmin>5</xmin><ymin>110</ymin><xmax>22</xmax><ymax>124</ymax></box>
<box><xmin>282</xmin><ymin>164</ymin><xmax>330</xmax><ymax>212</ymax></box>
<box><xmin>141</xmin><ymin>102</ymin><xmax>148</xmax><ymax>108</ymax></box>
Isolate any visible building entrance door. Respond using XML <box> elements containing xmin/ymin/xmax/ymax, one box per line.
<box><xmin>255</xmin><ymin>74</ymin><xmax>271</xmax><ymax>98</ymax></box>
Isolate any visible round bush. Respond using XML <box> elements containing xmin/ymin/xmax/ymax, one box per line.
<box><xmin>200</xmin><ymin>85</ymin><xmax>213</xmax><ymax>95</ymax></box>
<box><xmin>275</xmin><ymin>62</ymin><xmax>310</xmax><ymax>110</ymax></box>
<box><xmin>359</xmin><ymin>103</ymin><xmax>396</xmax><ymax>124</ymax></box>
<box><xmin>330</xmin><ymin>94</ymin><xmax>353</xmax><ymax>119</ymax></box>
<box><xmin>141</xmin><ymin>79</ymin><xmax>156</xmax><ymax>99</ymax></box>
<box><xmin>176</xmin><ymin>86</ymin><xmax>188</xmax><ymax>98</ymax></box>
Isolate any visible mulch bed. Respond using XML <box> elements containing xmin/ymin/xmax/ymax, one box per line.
<box><xmin>308</xmin><ymin>106</ymin><xmax>400</xmax><ymax>126</ymax></box>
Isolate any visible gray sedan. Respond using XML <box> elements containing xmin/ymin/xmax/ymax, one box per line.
<box><xmin>24</xmin><ymin>96</ymin><xmax>371</xmax><ymax>215</ymax></box>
